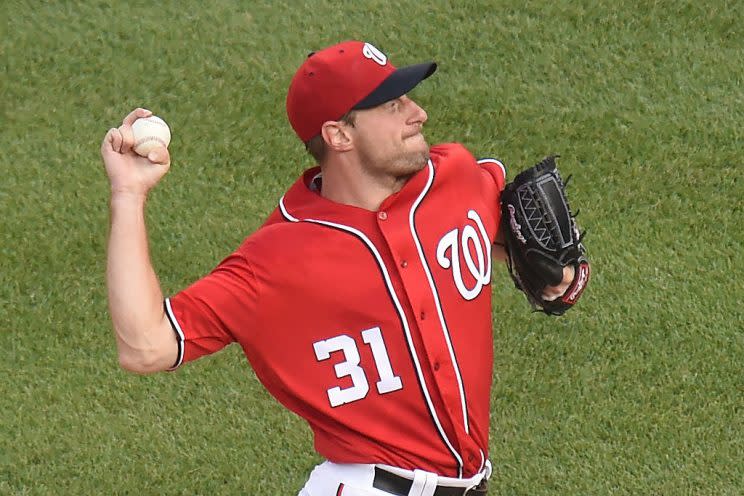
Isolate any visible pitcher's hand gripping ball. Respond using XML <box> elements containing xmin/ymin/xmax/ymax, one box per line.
<box><xmin>131</xmin><ymin>116</ymin><xmax>171</xmax><ymax>157</ymax></box>
<box><xmin>500</xmin><ymin>156</ymin><xmax>590</xmax><ymax>315</ymax></box>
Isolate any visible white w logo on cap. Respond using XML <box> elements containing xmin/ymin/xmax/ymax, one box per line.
<box><xmin>362</xmin><ymin>43</ymin><xmax>387</xmax><ymax>66</ymax></box>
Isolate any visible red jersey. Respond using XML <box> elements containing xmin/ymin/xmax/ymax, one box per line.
<box><xmin>166</xmin><ymin>143</ymin><xmax>506</xmax><ymax>478</ymax></box>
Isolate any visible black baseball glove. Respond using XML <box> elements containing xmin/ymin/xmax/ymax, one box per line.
<box><xmin>500</xmin><ymin>156</ymin><xmax>590</xmax><ymax>315</ymax></box>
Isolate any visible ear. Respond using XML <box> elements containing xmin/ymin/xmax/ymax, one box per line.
<box><xmin>320</xmin><ymin>121</ymin><xmax>354</xmax><ymax>153</ymax></box>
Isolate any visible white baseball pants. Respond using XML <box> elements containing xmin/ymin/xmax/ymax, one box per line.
<box><xmin>298</xmin><ymin>460</ymin><xmax>492</xmax><ymax>496</ymax></box>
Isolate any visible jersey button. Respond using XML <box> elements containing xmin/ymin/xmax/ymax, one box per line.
<box><xmin>420</xmin><ymin>311</ymin><xmax>426</xmax><ymax>320</ymax></box>
<box><xmin>400</xmin><ymin>260</ymin><xmax>408</xmax><ymax>268</ymax></box>
<box><xmin>378</xmin><ymin>211</ymin><xmax>388</xmax><ymax>220</ymax></box>
<box><xmin>433</xmin><ymin>362</ymin><xmax>440</xmax><ymax>371</ymax></box>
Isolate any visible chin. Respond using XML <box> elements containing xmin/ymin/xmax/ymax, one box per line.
<box><xmin>417</xmin><ymin>149</ymin><xmax>431</xmax><ymax>165</ymax></box>
<box><xmin>408</xmin><ymin>137</ymin><xmax>430</xmax><ymax>157</ymax></box>
<box><xmin>399</xmin><ymin>152</ymin><xmax>429</xmax><ymax>176</ymax></box>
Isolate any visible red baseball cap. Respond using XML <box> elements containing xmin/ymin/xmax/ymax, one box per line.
<box><xmin>286</xmin><ymin>41</ymin><xmax>437</xmax><ymax>142</ymax></box>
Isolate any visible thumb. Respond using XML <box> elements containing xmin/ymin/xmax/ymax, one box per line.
<box><xmin>147</xmin><ymin>146</ymin><xmax>170</xmax><ymax>165</ymax></box>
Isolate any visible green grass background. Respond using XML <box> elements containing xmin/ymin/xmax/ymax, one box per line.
<box><xmin>2</xmin><ymin>0</ymin><xmax>742</xmax><ymax>494</ymax></box>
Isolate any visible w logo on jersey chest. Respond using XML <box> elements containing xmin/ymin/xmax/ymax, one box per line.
<box><xmin>436</xmin><ymin>210</ymin><xmax>492</xmax><ymax>301</ymax></box>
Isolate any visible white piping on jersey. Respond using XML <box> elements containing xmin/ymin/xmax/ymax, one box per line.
<box><xmin>164</xmin><ymin>297</ymin><xmax>186</xmax><ymax>369</ymax></box>
<box><xmin>409</xmin><ymin>161</ymin><xmax>470</xmax><ymax>440</ymax></box>
<box><xmin>278</xmin><ymin>195</ymin><xmax>465</xmax><ymax>477</ymax></box>
<box><xmin>476</xmin><ymin>157</ymin><xmax>505</xmax><ymax>476</ymax></box>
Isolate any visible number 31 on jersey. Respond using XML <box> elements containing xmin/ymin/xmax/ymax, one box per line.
<box><xmin>313</xmin><ymin>326</ymin><xmax>403</xmax><ymax>407</ymax></box>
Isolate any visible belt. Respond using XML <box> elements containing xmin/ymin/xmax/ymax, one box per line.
<box><xmin>372</xmin><ymin>467</ymin><xmax>488</xmax><ymax>496</ymax></box>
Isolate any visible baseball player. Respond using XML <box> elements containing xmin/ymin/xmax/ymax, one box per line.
<box><xmin>101</xmin><ymin>41</ymin><xmax>579</xmax><ymax>495</ymax></box>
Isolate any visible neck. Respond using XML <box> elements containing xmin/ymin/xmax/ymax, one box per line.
<box><xmin>318</xmin><ymin>158</ymin><xmax>410</xmax><ymax>211</ymax></box>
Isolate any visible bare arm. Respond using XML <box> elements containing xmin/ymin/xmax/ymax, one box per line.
<box><xmin>493</xmin><ymin>228</ymin><xmax>507</xmax><ymax>262</ymax></box>
<box><xmin>102</xmin><ymin>108</ymin><xmax>178</xmax><ymax>373</ymax></box>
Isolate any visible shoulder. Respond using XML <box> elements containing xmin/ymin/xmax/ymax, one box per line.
<box><xmin>476</xmin><ymin>156</ymin><xmax>507</xmax><ymax>189</ymax></box>
<box><xmin>237</xmin><ymin>213</ymin><xmax>352</xmax><ymax>265</ymax></box>
<box><xmin>430</xmin><ymin>142</ymin><xmax>477</xmax><ymax>166</ymax></box>
<box><xmin>429</xmin><ymin>143</ymin><xmax>507</xmax><ymax>187</ymax></box>
<box><xmin>238</xmin><ymin>218</ymin><xmax>313</xmax><ymax>254</ymax></box>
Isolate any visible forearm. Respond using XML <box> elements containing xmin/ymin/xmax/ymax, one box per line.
<box><xmin>493</xmin><ymin>227</ymin><xmax>507</xmax><ymax>262</ymax></box>
<box><xmin>107</xmin><ymin>193</ymin><xmax>176</xmax><ymax>372</ymax></box>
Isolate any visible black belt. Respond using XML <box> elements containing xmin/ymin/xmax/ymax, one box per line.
<box><xmin>372</xmin><ymin>467</ymin><xmax>488</xmax><ymax>496</ymax></box>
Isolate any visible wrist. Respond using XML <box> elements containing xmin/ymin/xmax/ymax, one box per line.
<box><xmin>110</xmin><ymin>188</ymin><xmax>148</xmax><ymax>203</ymax></box>
<box><xmin>110</xmin><ymin>190</ymin><xmax>148</xmax><ymax>211</ymax></box>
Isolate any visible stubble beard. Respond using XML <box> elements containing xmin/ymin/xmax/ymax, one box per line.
<box><xmin>395</xmin><ymin>149</ymin><xmax>430</xmax><ymax>177</ymax></box>
<box><xmin>359</xmin><ymin>139</ymin><xmax>430</xmax><ymax>182</ymax></box>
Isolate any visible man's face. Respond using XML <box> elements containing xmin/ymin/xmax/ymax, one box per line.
<box><xmin>349</xmin><ymin>95</ymin><xmax>430</xmax><ymax>179</ymax></box>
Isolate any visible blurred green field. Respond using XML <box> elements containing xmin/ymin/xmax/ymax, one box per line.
<box><xmin>2</xmin><ymin>0</ymin><xmax>742</xmax><ymax>494</ymax></box>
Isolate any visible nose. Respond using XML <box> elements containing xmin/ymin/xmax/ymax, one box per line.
<box><xmin>401</xmin><ymin>95</ymin><xmax>428</xmax><ymax>126</ymax></box>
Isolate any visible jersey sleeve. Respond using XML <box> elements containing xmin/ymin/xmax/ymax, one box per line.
<box><xmin>164</xmin><ymin>250</ymin><xmax>260</xmax><ymax>369</ymax></box>
<box><xmin>476</xmin><ymin>157</ymin><xmax>507</xmax><ymax>193</ymax></box>
<box><xmin>477</xmin><ymin>156</ymin><xmax>507</xmax><ymax>234</ymax></box>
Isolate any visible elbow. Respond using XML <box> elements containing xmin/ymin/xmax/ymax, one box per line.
<box><xmin>118</xmin><ymin>351</ymin><xmax>157</xmax><ymax>374</ymax></box>
<box><xmin>112</xmin><ymin>318</ymin><xmax>177</xmax><ymax>374</ymax></box>
<box><xmin>117</xmin><ymin>348</ymin><xmax>170</xmax><ymax>374</ymax></box>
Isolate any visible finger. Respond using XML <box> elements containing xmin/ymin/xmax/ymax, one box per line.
<box><xmin>109</xmin><ymin>127</ymin><xmax>123</xmax><ymax>153</ymax></box>
<box><xmin>542</xmin><ymin>287</ymin><xmax>561</xmax><ymax>301</ymax></box>
<box><xmin>122</xmin><ymin>107</ymin><xmax>152</xmax><ymax>127</ymax></box>
<box><xmin>120</xmin><ymin>109</ymin><xmax>151</xmax><ymax>154</ymax></box>
<box><xmin>542</xmin><ymin>266</ymin><xmax>576</xmax><ymax>301</ymax></box>
<box><xmin>147</xmin><ymin>145</ymin><xmax>170</xmax><ymax>165</ymax></box>
<box><xmin>101</xmin><ymin>128</ymin><xmax>115</xmax><ymax>155</ymax></box>
<box><xmin>118</xmin><ymin>123</ymin><xmax>135</xmax><ymax>154</ymax></box>
<box><xmin>562</xmin><ymin>265</ymin><xmax>576</xmax><ymax>285</ymax></box>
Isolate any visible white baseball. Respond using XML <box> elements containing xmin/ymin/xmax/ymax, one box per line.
<box><xmin>131</xmin><ymin>115</ymin><xmax>171</xmax><ymax>157</ymax></box>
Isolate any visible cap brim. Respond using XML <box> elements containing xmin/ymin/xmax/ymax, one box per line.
<box><xmin>353</xmin><ymin>62</ymin><xmax>437</xmax><ymax>110</ymax></box>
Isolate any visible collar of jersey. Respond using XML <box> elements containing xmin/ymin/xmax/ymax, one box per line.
<box><xmin>279</xmin><ymin>162</ymin><xmax>433</xmax><ymax>228</ymax></box>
